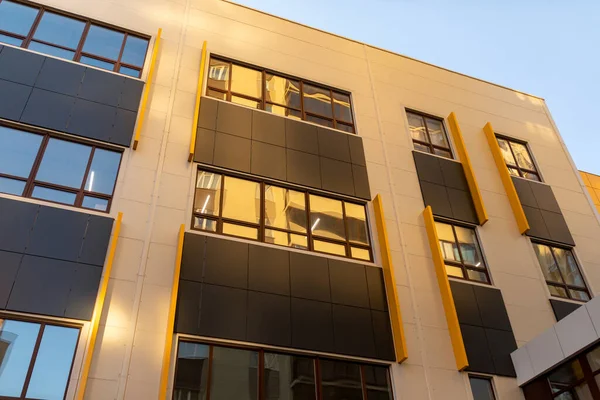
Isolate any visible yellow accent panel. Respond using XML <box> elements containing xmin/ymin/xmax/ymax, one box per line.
<box><xmin>158</xmin><ymin>224</ymin><xmax>185</xmax><ymax>400</ymax></box>
<box><xmin>373</xmin><ymin>195</ymin><xmax>408</xmax><ymax>363</ymax></box>
<box><xmin>580</xmin><ymin>171</ymin><xmax>592</xmax><ymax>187</ymax></box>
<box><xmin>483</xmin><ymin>122</ymin><xmax>530</xmax><ymax>234</ymax></box>
<box><xmin>132</xmin><ymin>28</ymin><xmax>162</xmax><ymax>150</ymax></box>
<box><xmin>188</xmin><ymin>41</ymin><xmax>208</xmax><ymax>162</ymax></box>
<box><xmin>422</xmin><ymin>206</ymin><xmax>469</xmax><ymax>371</ymax></box>
<box><xmin>75</xmin><ymin>212</ymin><xmax>123</xmax><ymax>400</ymax></box>
<box><xmin>447</xmin><ymin>112</ymin><xmax>488</xmax><ymax>225</ymax></box>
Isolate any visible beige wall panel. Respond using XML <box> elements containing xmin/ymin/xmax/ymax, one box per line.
<box><xmin>415</xmin><ymin>290</ymin><xmax>449</xmax><ymax>330</ymax></box>
<box><xmin>391</xmin><ymin>364</ymin><xmax>431</xmax><ymax>399</ymax></box>
<box><xmin>507</xmin><ymin>304</ymin><xmax>556</xmax><ymax>343</ymax></box>
<box><xmin>495</xmin><ymin>376</ymin><xmax>526</xmax><ymax>400</ymax></box>
<box><xmin>428</xmin><ymin>368</ymin><xmax>469</xmax><ymax>400</ymax></box>
<box><xmin>564</xmin><ymin>210</ymin><xmax>600</xmax><ymax>239</ymax></box>
<box><xmin>421</xmin><ymin>326</ymin><xmax>459</xmax><ymax>369</ymax></box>
<box><xmin>402</xmin><ymin>323</ymin><xmax>423</xmax><ymax>366</ymax></box>
<box><xmin>492</xmin><ymin>272</ymin><xmax>552</xmax><ymax>311</ymax></box>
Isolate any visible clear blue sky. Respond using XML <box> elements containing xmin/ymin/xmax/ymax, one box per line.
<box><xmin>233</xmin><ymin>0</ymin><xmax>600</xmax><ymax>174</ymax></box>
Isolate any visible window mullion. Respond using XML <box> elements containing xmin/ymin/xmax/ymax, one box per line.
<box><xmin>206</xmin><ymin>345</ymin><xmax>214</xmax><ymax>400</ymax></box>
<box><xmin>76</xmin><ymin>147</ymin><xmax>96</xmax><ymax>207</ymax></box>
<box><xmin>22</xmin><ymin>7</ymin><xmax>45</xmax><ymax>49</ymax></box>
<box><xmin>24</xmin><ymin>134</ymin><xmax>49</xmax><ymax>198</ymax></box>
<box><xmin>114</xmin><ymin>32</ymin><xmax>128</xmax><ymax>73</ymax></box>
<box><xmin>74</xmin><ymin>22</ymin><xmax>91</xmax><ymax>62</ymax></box>
<box><xmin>341</xmin><ymin>201</ymin><xmax>351</xmax><ymax>258</ymax></box>
<box><xmin>306</xmin><ymin>192</ymin><xmax>313</xmax><ymax>251</ymax></box>
<box><xmin>19</xmin><ymin>323</ymin><xmax>46</xmax><ymax>399</ymax></box>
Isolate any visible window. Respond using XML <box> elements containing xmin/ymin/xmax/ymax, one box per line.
<box><xmin>0</xmin><ymin>123</ymin><xmax>122</xmax><ymax>212</ymax></box>
<box><xmin>173</xmin><ymin>341</ymin><xmax>393</xmax><ymax>400</ymax></box>
<box><xmin>0</xmin><ymin>317</ymin><xmax>80</xmax><ymax>400</ymax></box>
<box><xmin>206</xmin><ymin>56</ymin><xmax>356</xmax><ymax>133</ymax></box>
<box><xmin>469</xmin><ymin>376</ymin><xmax>496</xmax><ymax>400</ymax></box>
<box><xmin>0</xmin><ymin>0</ymin><xmax>149</xmax><ymax>77</ymax></box>
<box><xmin>532</xmin><ymin>243</ymin><xmax>590</xmax><ymax>301</ymax></box>
<box><xmin>406</xmin><ymin>110</ymin><xmax>452</xmax><ymax>159</ymax></box>
<box><xmin>435</xmin><ymin>221</ymin><xmax>490</xmax><ymax>284</ymax></box>
<box><xmin>192</xmin><ymin>169</ymin><xmax>372</xmax><ymax>261</ymax></box>
<box><xmin>495</xmin><ymin>136</ymin><xmax>541</xmax><ymax>181</ymax></box>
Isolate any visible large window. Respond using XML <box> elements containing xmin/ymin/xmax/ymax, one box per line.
<box><xmin>0</xmin><ymin>123</ymin><xmax>122</xmax><ymax>212</ymax></box>
<box><xmin>406</xmin><ymin>110</ymin><xmax>452</xmax><ymax>159</ymax></box>
<box><xmin>173</xmin><ymin>341</ymin><xmax>393</xmax><ymax>400</ymax></box>
<box><xmin>0</xmin><ymin>317</ymin><xmax>80</xmax><ymax>400</ymax></box>
<box><xmin>532</xmin><ymin>243</ymin><xmax>590</xmax><ymax>301</ymax></box>
<box><xmin>206</xmin><ymin>57</ymin><xmax>356</xmax><ymax>133</ymax></box>
<box><xmin>0</xmin><ymin>0</ymin><xmax>149</xmax><ymax>78</ymax></box>
<box><xmin>469</xmin><ymin>375</ymin><xmax>496</xmax><ymax>400</ymax></box>
<box><xmin>544</xmin><ymin>344</ymin><xmax>600</xmax><ymax>399</ymax></box>
<box><xmin>495</xmin><ymin>136</ymin><xmax>541</xmax><ymax>181</ymax></box>
<box><xmin>192</xmin><ymin>169</ymin><xmax>372</xmax><ymax>261</ymax></box>
<box><xmin>435</xmin><ymin>221</ymin><xmax>490</xmax><ymax>284</ymax></box>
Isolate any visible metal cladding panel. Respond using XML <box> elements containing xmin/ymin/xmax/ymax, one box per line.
<box><xmin>175</xmin><ymin>232</ymin><xmax>394</xmax><ymax>360</ymax></box>
<box><xmin>0</xmin><ymin>46</ymin><xmax>143</xmax><ymax>147</ymax></box>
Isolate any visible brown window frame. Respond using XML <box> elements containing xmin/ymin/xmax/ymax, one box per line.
<box><xmin>0</xmin><ymin>0</ymin><xmax>150</xmax><ymax>78</ymax></box>
<box><xmin>191</xmin><ymin>168</ymin><xmax>373</xmax><ymax>262</ymax></box>
<box><xmin>406</xmin><ymin>109</ymin><xmax>454</xmax><ymax>159</ymax></box>
<box><xmin>468</xmin><ymin>374</ymin><xmax>497</xmax><ymax>400</ymax></box>
<box><xmin>0</xmin><ymin>313</ymin><xmax>82</xmax><ymax>400</ymax></box>
<box><xmin>206</xmin><ymin>55</ymin><xmax>357</xmax><ymax>134</ymax></box>
<box><xmin>0</xmin><ymin>121</ymin><xmax>123</xmax><ymax>213</ymax></box>
<box><xmin>543</xmin><ymin>343</ymin><xmax>600</xmax><ymax>398</ymax></box>
<box><xmin>495</xmin><ymin>134</ymin><xmax>542</xmax><ymax>181</ymax></box>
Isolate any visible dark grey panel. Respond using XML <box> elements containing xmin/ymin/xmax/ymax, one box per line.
<box><xmin>198</xmin><ymin>283</ymin><xmax>247</xmax><ymax>341</ymax></box>
<box><xmin>286</xmin><ymin>149</ymin><xmax>321</xmax><ymax>189</ymax></box>
<box><xmin>34</xmin><ymin>57</ymin><xmax>85</xmax><ymax>96</ymax></box>
<box><xmin>328</xmin><ymin>260</ymin><xmax>369</xmax><ymax>308</ymax></box>
<box><xmin>198</xmin><ymin>96</ymin><xmax>218</xmax><ymax>131</ymax></box>
<box><xmin>449</xmin><ymin>280</ymin><xmax>482</xmax><ymax>327</ymax></box>
<box><xmin>317</xmin><ymin>128</ymin><xmax>351</xmax><ymax>162</ymax></box>
<box><xmin>512</xmin><ymin>177</ymin><xmax>538</xmax><ymax>208</ymax></box>
<box><xmin>320</xmin><ymin>158</ymin><xmax>354</xmax><ymax>197</ymax></box>
<box><xmin>413</xmin><ymin>151</ymin><xmax>444</xmax><ymax>185</ymax></box>
<box><xmin>216</xmin><ymin>101</ymin><xmax>252</xmax><ymax>139</ymax></box>
<box><xmin>291</xmin><ymin>298</ymin><xmax>334</xmax><ymax>353</ymax></box>
<box><xmin>461</xmin><ymin>324</ymin><xmax>495</xmax><ymax>375</ymax></box>
<box><xmin>119</xmin><ymin>78</ymin><xmax>145</xmax><ymax>112</ymax></box>
<box><xmin>251</xmin><ymin>141</ymin><xmax>286</xmax><ymax>181</ymax></box>
<box><xmin>486</xmin><ymin>328</ymin><xmax>517</xmax><ymax>377</ymax></box>
<box><xmin>204</xmin><ymin>236</ymin><xmax>248</xmax><ymax>289</ymax></box>
<box><xmin>530</xmin><ymin>181</ymin><xmax>561</xmax><ymax>213</ymax></box>
<box><xmin>175</xmin><ymin>280</ymin><xmax>202</xmax><ymax>335</ymax></box>
<box><xmin>352</xmin><ymin>165</ymin><xmax>371</xmax><ymax>200</ymax></box>
<box><xmin>194</xmin><ymin>128</ymin><xmax>215</xmax><ymax>164</ymax></box>
<box><xmin>213</xmin><ymin>132</ymin><xmax>251</xmax><ymax>173</ymax></box>
<box><xmin>181</xmin><ymin>233</ymin><xmax>206</xmax><ymax>283</ymax></box>
<box><xmin>78</xmin><ymin>68</ymin><xmax>125</xmax><ymax>107</ymax></box>
<box><xmin>246</xmin><ymin>291</ymin><xmax>291</xmax><ymax>347</ymax></box>
<box><xmin>0</xmin><ymin>46</ymin><xmax>44</xmax><ymax>86</ymax></box>
<box><xmin>371</xmin><ymin>310</ymin><xmax>395</xmax><ymax>361</ymax></box>
<box><xmin>0</xmin><ymin>79</ymin><xmax>31</xmax><ymax>120</ymax></box>
<box><xmin>0</xmin><ymin>197</ymin><xmax>38</xmax><ymax>253</ymax></box>
<box><xmin>420</xmin><ymin>181</ymin><xmax>452</xmax><ymax>218</ymax></box>
<box><xmin>248</xmin><ymin>245</ymin><xmax>290</xmax><ymax>296</ymax></box>
<box><xmin>252</xmin><ymin>111</ymin><xmax>285</xmax><ymax>147</ymax></box>
<box><xmin>64</xmin><ymin>264</ymin><xmax>102</xmax><ymax>320</ymax></box>
<box><xmin>67</xmin><ymin>98</ymin><xmax>117</xmax><ymax>143</ymax></box>
<box><xmin>332</xmin><ymin>304</ymin><xmax>376</xmax><ymax>358</ymax></box>
<box><xmin>0</xmin><ymin>251</ymin><xmax>22</xmax><ymax>308</ymax></box>
<box><xmin>550</xmin><ymin>299</ymin><xmax>582</xmax><ymax>321</ymax></box>
<box><xmin>522</xmin><ymin>205</ymin><xmax>550</xmax><ymax>239</ymax></box>
<box><xmin>21</xmin><ymin>88</ymin><xmax>74</xmax><ymax>131</ymax></box>
<box><xmin>27</xmin><ymin>206</ymin><xmax>88</xmax><ymax>262</ymax></box>
<box><xmin>440</xmin><ymin>158</ymin><xmax>469</xmax><ymax>191</ymax></box>
<box><xmin>473</xmin><ymin>285</ymin><xmax>512</xmax><ymax>332</ymax></box>
<box><xmin>289</xmin><ymin>252</ymin><xmax>330</xmax><ymax>302</ymax></box>
<box><xmin>366</xmin><ymin>266</ymin><xmax>387</xmax><ymax>312</ymax></box>
<box><xmin>541</xmin><ymin>210</ymin><xmax>575</xmax><ymax>246</ymax></box>
<box><xmin>112</xmin><ymin>109</ymin><xmax>137</xmax><ymax>147</ymax></box>
<box><xmin>79</xmin><ymin>215</ymin><xmax>114</xmax><ymax>266</ymax></box>
<box><xmin>448</xmin><ymin>188</ymin><xmax>478</xmax><ymax>225</ymax></box>
<box><xmin>348</xmin><ymin>135</ymin><xmax>366</xmax><ymax>167</ymax></box>
<box><xmin>285</xmin><ymin>119</ymin><xmax>318</xmax><ymax>155</ymax></box>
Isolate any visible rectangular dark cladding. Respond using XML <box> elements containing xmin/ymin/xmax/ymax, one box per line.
<box><xmin>0</xmin><ymin>45</ymin><xmax>144</xmax><ymax>147</ymax></box>
<box><xmin>194</xmin><ymin>97</ymin><xmax>371</xmax><ymax>200</ymax></box>
<box><xmin>549</xmin><ymin>298</ymin><xmax>582</xmax><ymax>321</ymax></box>
<box><xmin>175</xmin><ymin>232</ymin><xmax>395</xmax><ymax>361</ymax></box>
<box><xmin>512</xmin><ymin>176</ymin><xmax>575</xmax><ymax>246</ymax></box>
<box><xmin>412</xmin><ymin>151</ymin><xmax>478</xmax><ymax>224</ymax></box>
<box><xmin>0</xmin><ymin>197</ymin><xmax>113</xmax><ymax>320</ymax></box>
<box><xmin>450</xmin><ymin>280</ymin><xmax>518</xmax><ymax>377</ymax></box>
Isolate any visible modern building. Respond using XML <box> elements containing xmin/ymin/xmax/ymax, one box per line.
<box><xmin>0</xmin><ymin>0</ymin><xmax>598</xmax><ymax>399</ymax></box>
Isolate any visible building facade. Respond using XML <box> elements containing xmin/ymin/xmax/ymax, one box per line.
<box><xmin>0</xmin><ymin>0</ymin><xmax>599</xmax><ymax>399</ymax></box>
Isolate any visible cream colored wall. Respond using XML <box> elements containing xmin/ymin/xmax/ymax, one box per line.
<box><xmin>24</xmin><ymin>0</ymin><xmax>600</xmax><ymax>399</ymax></box>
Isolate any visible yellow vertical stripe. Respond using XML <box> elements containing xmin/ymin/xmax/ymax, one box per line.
<box><xmin>188</xmin><ymin>41</ymin><xmax>208</xmax><ymax>162</ymax></box>
<box><xmin>483</xmin><ymin>122</ymin><xmax>530</xmax><ymax>234</ymax></box>
<box><xmin>75</xmin><ymin>212</ymin><xmax>123</xmax><ymax>400</ymax></box>
<box><xmin>132</xmin><ymin>28</ymin><xmax>162</xmax><ymax>150</ymax></box>
<box><xmin>373</xmin><ymin>195</ymin><xmax>408</xmax><ymax>363</ymax></box>
<box><xmin>447</xmin><ymin>112</ymin><xmax>488</xmax><ymax>225</ymax></box>
<box><xmin>422</xmin><ymin>206</ymin><xmax>469</xmax><ymax>371</ymax></box>
<box><xmin>158</xmin><ymin>224</ymin><xmax>186</xmax><ymax>400</ymax></box>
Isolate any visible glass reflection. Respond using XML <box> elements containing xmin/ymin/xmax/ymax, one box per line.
<box><xmin>223</xmin><ymin>223</ymin><xmax>258</xmax><ymax>240</ymax></box>
<box><xmin>121</xmin><ymin>35</ymin><xmax>149</xmax><ymax>67</ymax></box>
<box><xmin>548</xmin><ymin>359</ymin><xmax>584</xmax><ymax>393</ymax></box>
<box><xmin>0</xmin><ymin>320</ymin><xmax>40</xmax><ymax>397</ymax></box>
<box><xmin>232</xmin><ymin>96</ymin><xmax>261</xmax><ymax>109</ymax></box>
<box><xmin>85</xmin><ymin>148</ymin><xmax>121</xmax><ymax>195</ymax></box>
<box><xmin>193</xmin><ymin>217</ymin><xmax>217</xmax><ymax>232</ymax></box>
<box><xmin>345</xmin><ymin>202</ymin><xmax>369</xmax><ymax>245</ymax></box>
<box><xmin>554</xmin><ymin>248</ymin><xmax>585</xmax><ymax>287</ymax></box>
<box><xmin>510</xmin><ymin>142</ymin><xmax>535</xmax><ymax>170</ymax></box>
<box><xmin>194</xmin><ymin>171</ymin><xmax>221</xmax><ymax>217</ymax></box>
<box><xmin>222</xmin><ymin>176</ymin><xmax>260</xmax><ymax>224</ymax></box>
<box><xmin>0</xmin><ymin>33</ymin><xmax>22</xmax><ymax>46</ymax></box>
<box><xmin>266</xmin><ymin>104</ymin><xmax>302</xmax><ymax>120</ymax></box>
<box><xmin>80</xmin><ymin>55</ymin><xmax>114</xmax><ymax>71</ymax></box>
<box><xmin>425</xmin><ymin>118</ymin><xmax>448</xmax><ymax>147</ymax></box>
<box><xmin>454</xmin><ymin>226</ymin><xmax>481</xmax><ymax>266</ymax></box>
<box><xmin>320</xmin><ymin>359</ymin><xmax>363</xmax><ymax>400</ymax></box>
<box><xmin>33</xmin><ymin>12</ymin><xmax>85</xmax><ymax>49</ymax></box>
<box><xmin>532</xmin><ymin>243</ymin><xmax>563</xmax><ymax>283</ymax></box>
<box><xmin>31</xmin><ymin>186</ymin><xmax>76</xmax><ymax>205</ymax></box>
<box><xmin>174</xmin><ymin>342</ymin><xmax>210</xmax><ymax>400</ymax></box>
<box><xmin>351</xmin><ymin>247</ymin><xmax>370</xmax><ymax>261</ymax></box>
<box><xmin>208</xmin><ymin>59</ymin><xmax>229</xmax><ymax>91</ymax></box>
<box><xmin>445</xmin><ymin>264</ymin><xmax>464</xmax><ymax>278</ymax></box>
<box><xmin>264</xmin><ymin>353</ymin><xmax>316</xmax><ymax>400</ymax></box>
<box><xmin>364</xmin><ymin>365</ymin><xmax>392</xmax><ymax>400</ymax></box>
<box><xmin>28</xmin><ymin>41</ymin><xmax>75</xmax><ymax>60</ymax></box>
<box><xmin>0</xmin><ymin>177</ymin><xmax>25</xmax><ymax>196</ymax></box>
<box><xmin>265</xmin><ymin>229</ymin><xmax>307</xmax><ymax>249</ymax></box>
<box><xmin>435</xmin><ymin>222</ymin><xmax>460</xmax><ymax>263</ymax></box>
<box><xmin>407</xmin><ymin>113</ymin><xmax>427</xmax><ymax>142</ymax></box>
<box><xmin>309</xmin><ymin>195</ymin><xmax>344</xmax><ymax>240</ymax></box>
<box><xmin>313</xmin><ymin>240</ymin><xmax>345</xmax><ymax>257</ymax></box>
<box><xmin>83</xmin><ymin>25</ymin><xmax>125</xmax><ymax>60</ymax></box>
<box><xmin>265</xmin><ymin>74</ymin><xmax>300</xmax><ymax>109</ymax></box>
<box><xmin>0</xmin><ymin>1</ymin><xmax>38</xmax><ymax>36</ymax></box>
<box><xmin>231</xmin><ymin>64</ymin><xmax>262</xmax><ymax>99</ymax></box>
<box><xmin>82</xmin><ymin>196</ymin><xmax>108</xmax><ymax>211</ymax></box>
<box><xmin>36</xmin><ymin>138</ymin><xmax>91</xmax><ymax>188</ymax></box>
<box><xmin>264</xmin><ymin>185</ymin><xmax>306</xmax><ymax>233</ymax></box>
<box><xmin>303</xmin><ymin>84</ymin><xmax>332</xmax><ymax>117</ymax></box>
<box><xmin>0</xmin><ymin>126</ymin><xmax>43</xmax><ymax>178</ymax></box>
<box><xmin>306</xmin><ymin>114</ymin><xmax>333</xmax><ymax>128</ymax></box>
<box><xmin>210</xmin><ymin>346</ymin><xmax>258</xmax><ymax>400</ymax></box>
<box><xmin>333</xmin><ymin>92</ymin><xmax>352</xmax><ymax>123</ymax></box>
<box><xmin>497</xmin><ymin>138</ymin><xmax>517</xmax><ymax>166</ymax></box>
<box><xmin>119</xmin><ymin>66</ymin><xmax>141</xmax><ymax>78</ymax></box>
<box><xmin>468</xmin><ymin>376</ymin><xmax>495</xmax><ymax>400</ymax></box>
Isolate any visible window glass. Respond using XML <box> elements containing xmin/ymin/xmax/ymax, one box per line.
<box><xmin>336</xmin><ymin>123</ymin><xmax>355</xmax><ymax>134</ymax></box>
<box><xmin>121</xmin><ymin>35</ymin><xmax>148</xmax><ymax>67</ymax></box>
<box><xmin>305</xmin><ymin>114</ymin><xmax>333</xmax><ymax>128</ymax></box>
<box><xmin>265</xmin><ymin>74</ymin><xmax>300</xmax><ymax>109</ymax></box>
<box><xmin>303</xmin><ymin>84</ymin><xmax>332</xmax><ymax>117</ymax></box>
<box><xmin>345</xmin><ymin>202</ymin><xmax>369</xmax><ymax>245</ymax></box>
<box><xmin>0</xmin><ymin>320</ymin><xmax>40</xmax><ymax>397</ymax></box>
<box><xmin>586</xmin><ymin>347</ymin><xmax>600</xmax><ymax>372</ymax></box>
<box><xmin>0</xmin><ymin>126</ymin><xmax>43</xmax><ymax>178</ymax></box>
<box><xmin>222</xmin><ymin>176</ymin><xmax>260</xmax><ymax>224</ymax></box>
<box><xmin>0</xmin><ymin>177</ymin><xmax>25</xmax><ymax>195</ymax></box>
<box><xmin>434</xmin><ymin>148</ymin><xmax>452</xmax><ymax>158</ymax></box>
<box><xmin>0</xmin><ymin>33</ymin><xmax>23</xmax><ymax>45</ymax></box>
<box><xmin>351</xmin><ymin>247</ymin><xmax>371</xmax><ymax>261</ymax></box>
<box><xmin>207</xmin><ymin>88</ymin><xmax>227</xmax><ymax>101</ymax></box>
<box><xmin>435</xmin><ymin>222</ymin><xmax>460</xmax><ymax>263</ymax></box>
<box><xmin>309</xmin><ymin>195</ymin><xmax>345</xmax><ymax>240</ymax></box>
<box><xmin>33</xmin><ymin>12</ymin><xmax>85</xmax><ymax>48</ymax></box>
<box><xmin>80</xmin><ymin>55</ymin><xmax>114</xmax><ymax>71</ymax></box>
<box><xmin>82</xmin><ymin>196</ymin><xmax>109</xmax><ymax>211</ymax></box>
<box><xmin>445</xmin><ymin>264</ymin><xmax>464</xmax><ymax>278</ymax></box>
<box><xmin>469</xmin><ymin>376</ymin><xmax>496</xmax><ymax>400</ymax></box>
<box><xmin>28</xmin><ymin>41</ymin><xmax>75</xmax><ymax>59</ymax></box>
<box><xmin>333</xmin><ymin>92</ymin><xmax>352</xmax><ymax>123</ymax></box>
<box><xmin>320</xmin><ymin>359</ymin><xmax>363</xmax><ymax>400</ymax></box>
<box><xmin>266</xmin><ymin>104</ymin><xmax>302</xmax><ymax>120</ymax></box>
<box><xmin>119</xmin><ymin>66</ymin><xmax>141</xmax><ymax>78</ymax></box>
<box><xmin>26</xmin><ymin>325</ymin><xmax>79</xmax><ymax>400</ymax></box>
<box><xmin>210</xmin><ymin>346</ymin><xmax>258</xmax><ymax>400</ymax></box>
<box><xmin>548</xmin><ymin>359</ymin><xmax>584</xmax><ymax>393</ymax></box>
<box><xmin>265</xmin><ymin>229</ymin><xmax>307</xmax><ymax>249</ymax></box>
<box><xmin>231</xmin><ymin>64</ymin><xmax>262</xmax><ymax>99</ymax></box>
<box><xmin>0</xmin><ymin>0</ymin><xmax>38</xmax><ymax>36</ymax></box>
<box><xmin>313</xmin><ymin>240</ymin><xmax>346</xmax><ymax>257</ymax></box>
<box><xmin>194</xmin><ymin>171</ymin><xmax>221</xmax><ymax>217</ymax></box>
<box><xmin>532</xmin><ymin>243</ymin><xmax>563</xmax><ymax>283</ymax></box>
<box><xmin>510</xmin><ymin>142</ymin><xmax>535</xmax><ymax>170</ymax></box>
<box><xmin>264</xmin><ymin>353</ymin><xmax>316</xmax><ymax>400</ymax></box>
<box><xmin>407</xmin><ymin>112</ymin><xmax>427</xmax><ymax>142</ymax></box>
<box><xmin>173</xmin><ymin>342</ymin><xmax>210</xmax><ymax>400</ymax></box>
<box><xmin>554</xmin><ymin>248</ymin><xmax>585</xmax><ymax>287</ymax></box>
<box><xmin>85</xmin><ymin>148</ymin><xmax>121</xmax><ymax>195</ymax></box>
<box><xmin>32</xmin><ymin>186</ymin><xmax>77</xmax><ymax>205</ymax></box>
<box><xmin>569</xmin><ymin>289</ymin><xmax>590</xmax><ymax>302</ymax></box>
<box><xmin>548</xmin><ymin>285</ymin><xmax>568</xmax><ymax>298</ymax></box>
<box><xmin>523</xmin><ymin>171</ymin><xmax>541</xmax><ymax>182</ymax></box>
<box><xmin>193</xmin><ymin>217</ymin><xmax>217</xmax><ymax>232</ymax></box>
<box><xmin>364</xmin><ymin>365</ymin><xmax>392</xmax><ymax>400</ymax></box>
<box><xmin>223</xmin><ymin>223</ymin><xmax>258</xmax><ymax>240</ymax></box>
<box><xmin>208</xmin><ymin>58</ymin><xmax>230</xmax><ymax>91</ymax></box>
<box><xmin>467</xmin><ymin>269</ymin><xmax>488</xmax><ymax>283</ymax></box>
<box><xmin>232</xmin><ymin>95</ymin><xmax>260</xmax><ymax>109</ymax></box>
<box><xmin>264</xmin><ymin>185</ymin><xmax>307</xmax><ymax>233</ymax></box>
<box><xmin>35</xmin><ymin>138</ymin><xmax>91</xmax><ymax>188</ymax></box>
<box><xmin>413</xmin><ymin>142</ymin><xmax>429</xmax><ymax>153</ymax></box>
<box><xmin>497</xmin><ymin>138</ymin><xmax>517</xmax><ymax>166</ymax></box>
<box><xmin>83</xmin><ymin>25</ymin><xmax>125</xmax><ymax>60</ymax></box>
<box><xmin>454</xmin><ymin>226</ymin><xmax>482</xmax><ymax>266</ymax></box>
<box><xmin>425</xmin><ymin>117</ymin><xmax>448</xmax><ymax>147</ymax></box>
